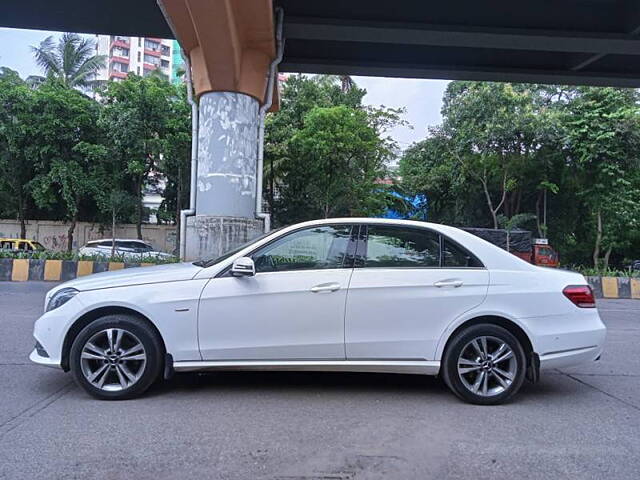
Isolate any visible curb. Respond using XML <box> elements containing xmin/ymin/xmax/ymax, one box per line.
<box><xmin>0</xmin><ymin>259</ymin><xmax>155</xmax><ymax>282</ymax></box>
<box><xmin>586</xmin><ymin>276</ymin><xmax>640</xmax><ymax>300</ymax></box>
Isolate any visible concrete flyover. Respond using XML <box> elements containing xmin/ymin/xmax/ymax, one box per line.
<box><xmin>4</xmin><ymin>0</ymin><xmax>640</xmax><ymax>259</ymax></box>
<box><xmin>5</xmin><ymin>0</ymin><xmax>640</xmax><ymax>87</ymax></box>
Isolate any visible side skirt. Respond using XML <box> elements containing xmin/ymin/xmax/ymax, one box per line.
<box><xmin>172</xmin><ymin>360</ymin><xmax>440</xmax><ymax>375</ymax></box>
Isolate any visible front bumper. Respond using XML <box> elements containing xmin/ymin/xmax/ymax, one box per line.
<box><xmin>29</xmin><ymin>348</ymin><xmax>61</xmax><ymax>369</ymax></box>
<box><xmin>30</xmin><ymin>294</ymin><xmax>84</xmax><ymax>370</ymax></box>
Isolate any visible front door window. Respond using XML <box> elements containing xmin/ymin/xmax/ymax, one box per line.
<box><xmin>253</xmin><ymin>225</ymin><xmax>352</xmax><ymax>273</ymax></box>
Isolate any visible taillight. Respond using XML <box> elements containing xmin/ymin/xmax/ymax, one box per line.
<box><xmin>563</xmin><ymin>285</ymin><xmax>596</xmax><ymax>308</ymax></box>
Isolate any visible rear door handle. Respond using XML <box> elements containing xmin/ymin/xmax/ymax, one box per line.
<box><xmin>310</xmin><ymin>282</ymin><xmax>341</xmax><ymax>293</ymax></box>
<box><xmin>434</xmin><ymin>280</ymin><xmax>463</xmax><ymax>288</ymax></box>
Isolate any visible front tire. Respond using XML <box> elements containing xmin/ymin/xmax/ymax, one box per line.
<box><xmin>442</xmin><ymin>324</ymin><xmax>526</xmax><ymax>405</ymax></box>
<box><xmin>69</xmin><ymin>314</ymin><xmax>163</xmax><ymax>400</ymax></box>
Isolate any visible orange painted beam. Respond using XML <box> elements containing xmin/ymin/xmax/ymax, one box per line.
<box><xmin>163</xmin><ymin>0</ymin><xmax>278</xmax><ymax>108</ymax></box>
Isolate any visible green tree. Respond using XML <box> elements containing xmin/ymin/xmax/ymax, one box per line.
<box><xmin>158</xmin><ymin>85</ymin><xmax>191</xmax><ymax>253</ymax></box>
<box><xmin>0</xmin><ymin>68</ymin><xmax>36</xmax><ymax>237</ymax></box>
<box><xmin>264</xmin><ymin>75</ymin><xmax>367</xmax><ymax>216</ymax></box>
<box><xmin>31</xmin><ymin>33</ymin><xmax>106</xmax><ymax>90</ymax></box>
<box><xmin>399</xmin><ymin>82</ymin><xmax>640</xmax><ymax>268</ymax></box>
<box><xmin>561</xmin><ymin>87</ymin><xmax>640</xmax><ymax>269</ymax></box>
<box><xmin>277</xmin><ymin>105</ymin><xmax>391</xmax><ymax>222</ymax></box>
<box><xmin>399</xmin><ymin>131</ymin><xmax>482</xmax><ymax>226</ymax></box>
<box><xmin>440</xmin><ymin>82</ymin><xmax>549</xmax><ymax>229</ymax></box>
<box><xmin>98</xmin><ymin>75</ymin><xmax>175</xmax><ymax>238</ymax></box>
<box><xmin>75</xmin><ymin>137</ymin><xmax>137</xmax><ymax>258</ymax></box>
<box><xmin>29</xmin><ymin>83</ymin><xmax>101</xmax><ymax>250</ymax></box>
<box><xmin>265</xmin><ymin>75</ymin><xmax>404</xmax><ymax>225</ymax></box>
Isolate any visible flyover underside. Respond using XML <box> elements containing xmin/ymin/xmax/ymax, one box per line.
<box><xmin>4</xmin><ymin>0</ymin><xmax>640</xmax><ymax>87</ymax></box>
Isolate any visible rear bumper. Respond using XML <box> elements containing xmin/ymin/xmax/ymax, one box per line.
<box><xmin>539</xmin><ymin>345</ymin><xmax>602</xmax><ymax>369</ymax></box>
<box><xmin>521</xmin><ymin>308</ymin><xmax>606</xmax><ymax>370</ymax></box>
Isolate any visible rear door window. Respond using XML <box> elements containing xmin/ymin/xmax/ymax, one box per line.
<box><xmin>363</xmin><ymin>226</ymin><xmax>440</xmax><ymax>268</ymax></box>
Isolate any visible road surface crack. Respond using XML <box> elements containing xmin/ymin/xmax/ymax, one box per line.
<box><xmin>563</xmin><ymin>373</ymin><xmax>640</xmax><ymax>412</ymax></box>
<box><xmin>0</xmin><ymin>381</ymin><xmax>73</xmax><ymax>437</ymax></box>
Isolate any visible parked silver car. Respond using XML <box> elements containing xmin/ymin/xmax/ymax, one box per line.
<box><xmin>78</xmin><ymin>239</ymin><xmax>174</xmax><ymax>261</ymax></box>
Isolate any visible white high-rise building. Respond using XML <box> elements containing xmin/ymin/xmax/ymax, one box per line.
<box><xmin>94</xmin><ymin>35</ymin><xmax>180</xmax><ymax>223</ymax></box>
<box><xmin>95</xmin><ymin>35</ymin><xmax>174</xmax><ymax>82</ymax></box>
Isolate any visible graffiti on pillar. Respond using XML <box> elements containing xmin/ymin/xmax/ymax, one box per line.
<box><xmin>197</xmin><ymin>92</ymin><xmax>257</xmax><ymax>218</ymax></box>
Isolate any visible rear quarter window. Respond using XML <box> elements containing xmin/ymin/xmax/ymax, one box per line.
<box><xmin>442</xmin><ymin>237</ymin><xmax>483</xmax><ymax>268</ymax></box>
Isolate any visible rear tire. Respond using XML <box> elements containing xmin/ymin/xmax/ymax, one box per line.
<box><xmin>69</xmin><ymin>314</ymin><xmax>163</xmax><ymax>400</ymax></box>
<box><xmin>442</xmin><ymin>324</ymin><xmax>526</xmax><ymax>405</ymax></box>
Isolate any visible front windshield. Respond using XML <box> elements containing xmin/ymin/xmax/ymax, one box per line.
<box><xmin>194</xmin><ymin>228</ymin><xmax>283</xmax><ymax>268</ymax></box>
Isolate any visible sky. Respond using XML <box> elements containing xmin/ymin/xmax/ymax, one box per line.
<box><xmin>0</xmin><ymin>27</ymin><xmax>449</xmax><ymax>149</ymax></box>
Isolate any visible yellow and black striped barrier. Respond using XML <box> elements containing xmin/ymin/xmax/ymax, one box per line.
<box><xmin>0</xmin><ymin>258</ymin><xmax>155</xmax><ymax>282</ymax></box>
<box><xmin>586</xmin><ymin>276</ymin><xmax>640</xmax><ymax>300</ymax></box>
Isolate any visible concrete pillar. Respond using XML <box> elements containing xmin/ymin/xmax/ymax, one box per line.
<box><xmin>160</xmin><ymin>0</ymin><xmax>278</xmax><ymax>261</ymax></box>
<box><xmin>185</xmin><ymin>91</ymin><xmax>264</xmax><ymax>261</ymax></box>
<box><xmin>196</xmin><ymin>92</ymin><xmax>258</xmax><ymax>217</ymax></box>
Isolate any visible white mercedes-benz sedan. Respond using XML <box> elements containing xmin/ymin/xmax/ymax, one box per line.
<box><xmin>30</xmin><ymin>218</ymin><xmax>606</xmax><ymax>404</ymax></box>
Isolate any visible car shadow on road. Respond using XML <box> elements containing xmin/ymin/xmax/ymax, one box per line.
<box><xmin>31</xmin><ymin>369</ymin><xmax>577</xmax><ymax>404</ymax></box>
<box><xmin>154</xmin><ymin>370</ymin><xmax>448</xmax><ymax>396</ymax></box>
<box><xmin>143</xmin><ymin>370</ymin><xmax>576</xmax><ymax>404</ymax></box>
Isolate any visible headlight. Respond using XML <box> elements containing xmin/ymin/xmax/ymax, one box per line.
<box><xmin>46</xmin><ymin>288</ymin><xmax>79</xmax><ymax>312</ymax></box>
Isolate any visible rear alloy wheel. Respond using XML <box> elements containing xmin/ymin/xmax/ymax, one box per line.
<box><xmin>70</xmin><ymin>314</ymin><xmax>163</xmax><ymax>400</ymax></box>
<box><xmin>442</xmin><ymin>324</ymin><xmax>526</xmax><ymax>405</ymax></box>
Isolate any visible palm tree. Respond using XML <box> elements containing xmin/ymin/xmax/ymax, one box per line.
<box><xmin>339</xmin><ymin>75</ymin><xmax>354</xmax><ymax>93</ymax></box>
<box><xmin>31</xmin><ymin>33</ymin><xmax>106</xmax><ymax>90</ymax></box>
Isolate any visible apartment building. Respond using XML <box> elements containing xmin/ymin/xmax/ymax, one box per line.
<box><xmin>95</xmin><ymin>35</ymin><xmax>175</xmax><ymax>82</ymax></box>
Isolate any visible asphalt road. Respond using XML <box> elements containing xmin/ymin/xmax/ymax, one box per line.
<box><xmin>1</xmin><ymin>282</ymin><xmax>639</xmax><ymax>480</ymax></box>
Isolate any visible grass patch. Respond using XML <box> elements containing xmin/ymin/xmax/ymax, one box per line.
<box><xmin>568</xmin><ymin>265</ymin><xmax>639</xmax><ymax>278</ymax></box>
<box><xmin>0</xmin><ymin>250</ymin><xmax>179</xmax><ymax>264</ymax></box>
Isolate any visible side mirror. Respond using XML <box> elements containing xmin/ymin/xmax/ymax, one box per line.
<box><xmin>230</xmin><ymin>257</ymin><xmax>255</xmax><ymax>277</ymax></box>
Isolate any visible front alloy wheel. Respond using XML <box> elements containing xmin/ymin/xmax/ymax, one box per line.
<box><xmin>80</xmin><ymin>328</ymin><xmax>147</xmax><ymax>392</ymax></box>
<box><xmin>70</xmin><ymin>314</ymin><xmax>163</xmax><ymax>400</ymax></box>
<box><xmin>442</xmin><ymin>324</ymin><xmax>526</xmax><ymax>405</ymax></box>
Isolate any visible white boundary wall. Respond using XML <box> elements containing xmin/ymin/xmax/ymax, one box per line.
<box><xmin>0</xmin><ymin>220</ymin><xmax>176</xmax><ymax>253</ymax></box>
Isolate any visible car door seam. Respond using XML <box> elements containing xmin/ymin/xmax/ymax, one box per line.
<box><xmin>342</xmin><ymin>267</ymin><xmax>356</xmax><ymax>361</ymax></box>
<box><xmin>195</xmin><ymin>277</ymin><xmax>215</xmax><ymax>361</ymax></box>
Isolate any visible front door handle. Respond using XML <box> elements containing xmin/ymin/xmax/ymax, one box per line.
<box><xmin>310</xmin><ymin>282</ymin><xmax>341</xmax><ymax>293</ymax></box>
<box><xmin>434</xmin><ymin>280</ymin><xmax>463</xmax><ymax>288</ymax></box>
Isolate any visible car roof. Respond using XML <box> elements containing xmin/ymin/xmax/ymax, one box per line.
<box><xmin>87</xmin><ymin>239</ymin><xmax>150</xmax><ymax>243</ymax></box>
<box><xmin>0</xmin><ymin>238</ymin><xmax>33</xmax><ymax>242</ymax></box>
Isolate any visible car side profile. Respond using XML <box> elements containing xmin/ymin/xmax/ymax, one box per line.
<box><xmin>30</xmin><ymin>219</ymin><xmax>606</xmax><ymax>404</ymax></box>
<box><xmin>79</xmin><ymin>239</ymin><xmax>174</xmax><ymax>261</ymax></box>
